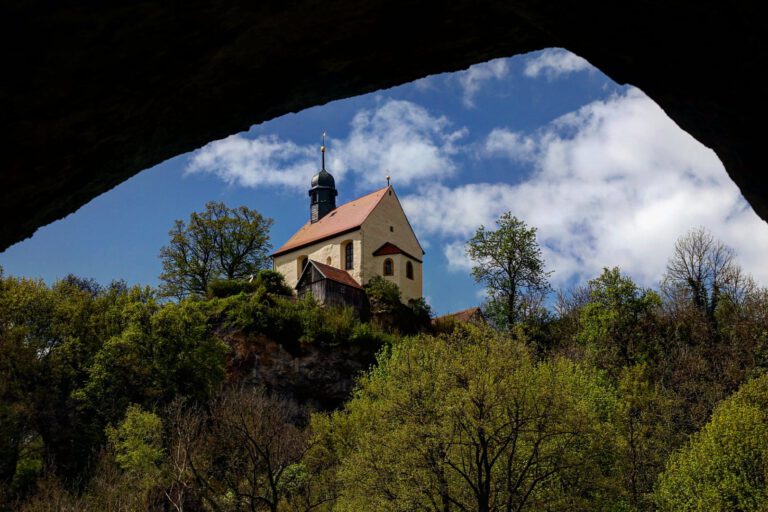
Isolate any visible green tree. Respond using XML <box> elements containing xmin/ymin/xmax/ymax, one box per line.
<box><xmin>78</xmin><ymin>298</ymin><xmax>228</xmax><ymax>424</ymax></box>
<box><xmin>159</xmin><ymin>201</ymin><xmax>273</xmax><ymax>298</ymax></box>
<box><xmin>314</xmin><ymin>325</ymin><xmax>618</xmax><ymax>511</ymax></box>
<box><xmin>614</xmin><ymin>365</ymin><xmax>680</xmax><ymax>511</ymax></box>
<box><xmin>467</xmin><ymin>213</ymin><xmax>552</xmax><ymax>329</ymax></box>
<box><xmin>578</xmin><ymin>267</ymin><xmax>661</xmax><ymax>370</ymax></box>
<box><xmin>654</xmin><ymin>373</ymin><xmax>768</xmax><ymax>511</ymax></box>
<box><xmin>105</xmin><ymin>405</ymin><xmax>165</xmax><ymax>493</ymax></box>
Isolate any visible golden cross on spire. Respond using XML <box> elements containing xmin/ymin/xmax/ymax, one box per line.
<box><xmin>321</xmin><ymin>131</ymin><xmax>326</xmax><ymax>170</ymax></box>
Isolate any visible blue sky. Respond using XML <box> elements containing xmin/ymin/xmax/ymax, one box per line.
<box><xmin>2</xmin><ymin>49</ymin><xmax>767</xmax><ymax>315</ymax></box>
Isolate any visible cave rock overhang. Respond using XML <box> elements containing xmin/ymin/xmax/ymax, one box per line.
<box><xmin>0</xmin><ymin>1</ymin><xmax>763</xmax><ymax>251</ymax></box>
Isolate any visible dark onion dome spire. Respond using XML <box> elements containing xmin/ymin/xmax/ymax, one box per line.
<box><xmin>309</xmin><ymin>133</ymin><xmax>338</xmax><ymax>223</ymax></box>
<box><xmin>311</xmin><ymin>168</ymin><xmax>336</xmax><ymax>188</ymax></box>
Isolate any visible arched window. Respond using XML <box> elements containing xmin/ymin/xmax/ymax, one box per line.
<box><xmin>383</xmin><ymin>258</ymin><xmax>393</xmax><ymax>276</ymax></box>
<box><xmin>326</xmin><ymin>256</ymin><xmax>332</xmax><ymax>266</ymax></box>
<box><xmin>406</xmin><ymin>261</ymin><xmax>414</xmax><ymax>280</ymax></box>
<box><xmin>298</xmin><ymin>256</ymin><xmax>308</xmax><ymax>276</ymax></box>
<box><xmin>344</xmin><ymin>242</ymin><xmax>354</xmax><ymax>270</ymax></box>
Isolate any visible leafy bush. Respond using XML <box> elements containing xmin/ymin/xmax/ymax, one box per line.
<box><xmin>207</xmin><ymin>271</ymin><xmax>292</xmax><ymax>299</ymax></box>
<box><xmin>253</xmin><ymin>270</ymin><xmax>293</xmax><ymax>296</ymax></box>
<box><xmin>349</xmin><ymin>322</ymin><xmax>394</xmax><ymax>345</ymax></box>
<box><xmin>364</xmin><ymin>276</ymin><xmax>401</xmax><ymax>315</ymax></box>
<box><xmin>364</xmin><ymin>276</ymin><xmax>433</xmax><ymax>335</ymax></box>
<box><xmin>207</xmin><ymin>279</ymin><xmax>259</xmax><ymax>299</ymax></box>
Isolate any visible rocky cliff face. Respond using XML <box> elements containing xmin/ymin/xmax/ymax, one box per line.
<box><xmin>222</xmin><ymin>330</ymin><xmax>382</xmax><ymax>411</ymax></box>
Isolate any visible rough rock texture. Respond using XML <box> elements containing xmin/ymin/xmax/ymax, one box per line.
<box><xmin>224</xmin><ymin>331</ymin><xmax>381</xmax><ymax>410</ymax></box>
<box><xmin>1</xmin><ymin>1</ymin><xmax>763</xmax><ymax>251</ymax></box>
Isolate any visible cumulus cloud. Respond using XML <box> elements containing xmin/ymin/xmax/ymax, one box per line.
<box><xmin>524</xmin><ymin>48</ymin><xmax>594</xmax><ymax>80</ymax></box>
<box><xmin>186</xmin><ymin>99</ymin><xmax>466</xmax><ymax>191</ymax></box>
<box><xmin>457</xmin><ymin>58</ymin><xmax>509</xmax><ymax>107</ymax></box>
<box><xmin>484</xmin><ymin>128</ymin><xmax>536</xmax><ymax>161</ymax></box>
<box><xmin>402</xmin><ymin>88</ymin><xmax>768</xmax><ymax>288</ymax></box>
<box><xmin>186</xmin><ymin>134</ymin><xmax>320</xmax><ymax>190</ymax></box>
<box><xmin>336</xmin><ymin>100</ymin><xmax>467</xmax><ymax>187</ymax></box>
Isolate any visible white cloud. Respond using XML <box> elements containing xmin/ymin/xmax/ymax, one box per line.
<box><xmin>443</xmin><ymin>240</ymin><xmax>473</xmax><ymax>272</ymax></box>
<box><xmin>524</xmin><ymin>48</ymin><xmax>594</xmax><ymax>80</ymax></box>
<box><xmin>336</xmin><ymin>100</ymin><xmax>467</xmax><ymax>187</ymax></box>
<box><xmin>403</xmin><ymin>88</ymin><xmax>768</xmax><ymax>288</ymax></box>
<box><xmin>484</xmin><ymin>128</ymin><xmax>536</xmax><ymax>161</ymax></box>
<box><xmin>186</xmin><ymin>100</ymin><xmax>466</xmax><ymax>191</ymax></box>
<box><xmin>412</xmin><ymin>76</ymin><xmax>436</xmax><ymax>91</ymax></box>
<box><xmin>457</xmin><ymin>58</ymin><xmax>509</xmax><ymax>107</ymax></box>
<box><xmin>186</xmin><ymin>134</ymin><xmax>320</xmax><ymax>191</ymax></box>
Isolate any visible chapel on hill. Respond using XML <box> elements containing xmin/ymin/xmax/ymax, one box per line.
<box><xmin>271</xmin><ymin>144</ymin><xmax>424</xmax><ymax>309</ymax></box>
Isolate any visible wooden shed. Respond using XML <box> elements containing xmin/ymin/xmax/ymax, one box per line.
<box><xmin>296</xmin><ymin>260</ymin><xmax>368</xmax><ymax>315</ymax></box>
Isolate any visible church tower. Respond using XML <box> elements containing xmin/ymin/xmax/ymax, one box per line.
<box><xmin>308</xmin><ymin>139</ymin><xmax>337</xmax><ymax>223</ymax></box>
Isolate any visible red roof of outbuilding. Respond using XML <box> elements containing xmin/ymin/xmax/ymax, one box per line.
<box><xmin>433</xmin><ymin>307</ymin><xmax>485</xmax><ymax>324</ymax></box>
<box><xmin>299</xmin><ymin>260</ymin><xmax>363</xmax><ymax>290</ymax></box>
<box><xmin>273</xmin><ymin>187</ymin><xmax>389</xmax><ymax>257</ymax></box>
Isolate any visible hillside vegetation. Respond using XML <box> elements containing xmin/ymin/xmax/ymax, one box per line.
<box><xmin>2</xmin><ymin>224</ymin><xmax>768</xmax><ymax>511</ymax></box>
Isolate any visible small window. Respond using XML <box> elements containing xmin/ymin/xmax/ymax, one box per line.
<box><xmin>406</xmin><ymin>261</ymin><xmax>414</xmax><ymax>280</ymax></box>
<box><xmin>389</xmin><ymin>226</ymin><xmax>394</xmax><ymax>232</ymax></box>
<box><xmin>326</xmin><ymin>257</ymin><xmax>332</xmax><ymax>266</ymax></box>
<box><xmin>345</xmin><ymin>242</ymin><xmax>354</xmax><ymax>270</ymax></box>
<box><xmin>298</xmin><ymin>256</ymin><xmax>309</xmax><ymax>276</ymax></box>
<box><xmin>383</xmin><ymin>258</ymin><xmax>393</xmax><ymax>276</ymax></box>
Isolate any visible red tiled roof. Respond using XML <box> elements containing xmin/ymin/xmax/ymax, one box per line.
<box><xmin>372</xmin><ymin>242</ymin><xmax>423</xmax><ymax>262</ymax></box>
<box><xmin>433</xmin><ymin>307</ymin><xmax>485</xmax><ymax>324</ymax></box>
<box><xmin>306</xmin><ymin>260</ymin><xmax>363</xmax><ymax>289</ymax></box>
<box><xmin>273</xmin><ymin>187</ymin><xmax>389</xmax><ymax>257</ymax></box>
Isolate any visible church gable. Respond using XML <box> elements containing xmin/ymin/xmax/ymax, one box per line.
<box><xmin>360</xmin><ymin>187</ymin><xmax>424</xmax><ymax>301</ymax></box>
<box><xmin>360</xmin><ymin>187</ymin><xmax>423</xmax><ymax>260</ymax></box>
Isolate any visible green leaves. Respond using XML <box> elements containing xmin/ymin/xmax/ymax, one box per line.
<box><xmin>105</xmin><ymin>405</ymin><xmax>165</xmax><ymax>492</ymax></box>
<box><xmin>654</xmin><ymin>374</ymin><xmax>768</xmax><ymax>512</ymax></box>
<box><xmin>318</xmin><ymin>326</ymin><xmax>617</xmax><ymax>511</ymax></box>
<box><xmin>577</xmin><ymin>267</ymin><xmax>661</xmax><ymax>370</ymax></box>
<box><xmin>467</xmin><ymin>212</ymin><xmax>552</xmax><ymax>329</ymax></box>
<box><xmin>159</xmin><ymin>201</ymin><xmax>273</xmax><ymax>299</ymax></box>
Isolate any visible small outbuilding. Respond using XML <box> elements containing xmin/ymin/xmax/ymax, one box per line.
<box><xmin>296</xmin><ymin>260</ymin><xmax>368</xmax><ymax>314</ymax></box>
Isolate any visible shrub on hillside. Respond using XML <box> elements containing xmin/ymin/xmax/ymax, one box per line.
<box><xmin>207</xmin><ymin>279</ymin><xmax>259</xmax><ymax>299</ymax></box>
<box><xmin>254</xmin><ymin>270</ymin><xmax>293</xmax><ymax>296</ymax></box>
<box><xmin>364</xmin><ymin>276</ymin><xmax>432</xmax><ymax>334</ymax></box>
<box><xmin>207</xmin><ymin>270</ymin><xmax>292</xmax><ymax>299</ymax></box>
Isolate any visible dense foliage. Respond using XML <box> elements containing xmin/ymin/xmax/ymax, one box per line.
<box><xmin>159</xmin><ymin>202</ymin><xmax>273</xmax><ymax>299</ymax></box>
<box><xmin>655</xmin><ymin>374</ymin><xmax>768</xmax><ymax>511</ymax></box>
<box><xmin>315</xmin><ymin>326</ymin><xmax>617</xmax><ymax>511</ymax></box>
<box><xmin>2</xmin><ymin>224</ymin><xmax>768</xmax><ymax>511</ymax></box>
